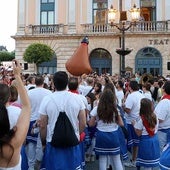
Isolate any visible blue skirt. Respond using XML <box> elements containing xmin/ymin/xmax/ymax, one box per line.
<box><xmin>159</xmin><ymin>143</ymin><xmax>170</xmax><ymax>170</ymax></box>
<box><xmin>26</xmin><ymin>120</ymin><xmax>38</xmax><ymax>144</ymax></box>
<box><xmin>95</xmin><ymin>129</ymin><xmax>120</xmax><ymax>156</ymax></box>
<box><xmin>42</xmin><ymin>143</ymin><xmax>82</xmax><ymax>170</ymax></box>
<box><xmin>21</xmin><ymin>145</ymin><xmax>28</xmax><ymax>170</ymax></box>
<box><xmin>136</xmin><ymin>134</ymin><xmax>160</xmax><ymax>167</ymax></box>
<box><xmin>127</xmin><ymin>124</ymin><xmax>140</xmax><ymax>148</ymax></box>
<box><xmin>118</xmin><ymin>127</ymin><xmax>128</xmax><ymax>160</ymax></box>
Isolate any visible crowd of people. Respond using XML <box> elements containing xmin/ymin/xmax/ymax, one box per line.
<box><xmin>0</xmin><ymin>62</ymin><xmax>170</xmax><ymax>170</ymax></box>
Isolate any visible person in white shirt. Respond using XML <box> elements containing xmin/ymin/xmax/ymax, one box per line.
<box><xmin>88</xmin><ymin>88</ymin><xmax>124</xmax><ymax>170</ymax></box>
<box><xmin>25</xmin><ymin>76</ymin><xmax>52</xmax><ymax>170</ymax></box>
<box><xmin>154</xmin><ymin>81</ymin><xmax>170</xmax><ymax>152</ymax></box>
<box><xmin>123</xmin><ymin>80</ymin><xmax>144</xmax><ymax>167</ymax></box>
<box><xmin>142</xmin><ymin>82</ymin><xmax>152</xmax><ymax>101</ymax></box>
<box><xmin>39</xmin><ymin>71</ymin><xmax>86</xmax><ymax>170</ymax></box>
<box><xmin>133</xmin><ymin>98</ymin><xmax>160</xmax><ymax>169</ymax></box>
<box><xmin>78</xmin><ymin>76</ymin><xmax>94</xmax><ymax>96</ymax></box>
<box><xmin>115</xmin><ymin>80</ymin><xmax>125</xmax><ymax>107</ymax></box>
<box><xmin>25</xmin><ymin>76</ymin><xmax>36</xmax><ymax>91</ymax></box>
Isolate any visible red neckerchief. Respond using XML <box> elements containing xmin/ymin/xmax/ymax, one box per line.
<box><xmin>161</xmin><ymin>94</ymin><xmax>170</xmax><ymax>100</ymax></box>
<box><xmin>68</xmin><ymin>90</ymin><xmax>79</xmax><ymax>94</ymax></box>
<box><xmin>141</xmin><ymin>115</ymin><xmax>155</xmax><ymax>137</ymax></box>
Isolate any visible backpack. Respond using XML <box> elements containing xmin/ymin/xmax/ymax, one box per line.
<box><xmin>50</xmin><ymin>95</ymin><xmax>79</xmax><ymax>148</ymax></box>
<box><xmin>51</xmin><ymin>111</ymin><xmax>79</xmax><ymax>148</ymax></box>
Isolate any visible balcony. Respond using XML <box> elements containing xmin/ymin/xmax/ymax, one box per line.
<box><xmin>25</xmin><ymin>24</ymin><xmax>65</xmax><ymax>35</ymax></box>
<box><xmin>24</xmin><ymin>21</ymin><xmax>169</xmax><ymax>35</ymax></box>
<box><xmin>81</xmin><ymin>21</ymin><xmax>169</xmax><ymax>34</ymax></box>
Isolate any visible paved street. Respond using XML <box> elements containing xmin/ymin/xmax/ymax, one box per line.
<box><xmin>85</xmin><ymin>160</ymin><xmax>136</xmax><ymax>170</ymax></box>
<box><xmin>85</xmin><ymin>158</ymin><xmax>160</xmax><ymax>170</ymax></box>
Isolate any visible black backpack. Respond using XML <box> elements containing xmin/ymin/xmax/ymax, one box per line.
<box><xmin>51</xmin><ymin>111</ymin><xmax>79</xmax><ymax>148</ymax></box>
<box><xmin>50</xmin><ymin>96</ymin><xmax>79</xmax><ymax>148</ymax></box>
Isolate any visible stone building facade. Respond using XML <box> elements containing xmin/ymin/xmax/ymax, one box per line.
<box><xmin>13</xmin><ymin>0</ymin><xmax>170</xmax><ymax>77</ymax></box>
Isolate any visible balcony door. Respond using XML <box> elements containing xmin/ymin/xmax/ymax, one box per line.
<box><xmin>90</xmin><ymin>48</ymin><xmax>112</xmax><ymax>75</ymax></box>
<box><xmin>140</xmin><ymin>0</ymin><xmax>156</xmax><ymax>21</ymax></box>
<box><xmin>135</xmin><ymin>47</ymin><xmax>162</xmax><ymax>76</ymax></box>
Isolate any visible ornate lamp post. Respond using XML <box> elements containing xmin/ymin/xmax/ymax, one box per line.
<box><xmin>108</xmin><ymin>4</ymin><xmax>140</xmax><ymax>77</ymax></box>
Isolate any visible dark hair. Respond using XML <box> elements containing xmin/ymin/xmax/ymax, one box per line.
<box><xmin>104</xmin><ymin>82</ymin><xmax>115</xmax><ymax>94</ymax></box>
<box><xmin>9</xmin><ymin>85</ymin><xmax>18</xmax><ymax>102</ymax></box>
<box><xmin>117</xmin><ymin>80</ymin><xmax>124</xmax><ymax>89</ymax></box>
<box><xmin>94</xmin><ymin>82</ymin><xmax>102</xmax><ymax>93</ymax></box>
<box><xmin>68</xmin><ymin>77</ymin><xmax>79</xmax><ymax>90</ymax></box>
<box><xmin>97</xmin><ymin>89</ymin><xmax>118</xmax><ymax>123</ymax></box>
<box><xmin>129</xmin><ymin>80</ymin><xmax>139</xmax><ymax>91</ymax></box>
<box><xmin>0</xmin><ymin>102</ymin><xmax>15</xmax><ymax>165</ymax></box>
<box><xmin>140</xmin><ymin>98</ymin><xmax>157</xmax><ymax>129</ymax></box>
<box><xmin>163</xmin><ymin>81</ymin><xmax>170</xmax><ymax>95</ymax></box>
<box><xmin>35</xmin><ymin>76</ymin><xmax>44</xmax><ymax>86</ymax></box>
<box><xmin>26</xmin><ymin>76</ymin><xmax>35</xmax><ymax>84</ymax></box>
<box><xmin>86</xmin><ymin>92</ymin><xmax>96</xmax><ymax>110</ymax></box>
<box><xmin>53</xmin><ymin>71</ymin><xmax>68</xmax><ymax>91</ymax></box>
<box><xmin>0</xmin><ymin>84</ymin><xmax>10</xmax><ymax>104</ymax></box>
<box><xmin>142</xmin><ymin>82</ymin><xmax>151</xmax><ymax>91</ymax></box>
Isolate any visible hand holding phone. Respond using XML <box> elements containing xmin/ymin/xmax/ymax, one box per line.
<box><xmin>12</xmin><ymin>60</ymin><xmax>21</xmax><ymax>77</ymax></box>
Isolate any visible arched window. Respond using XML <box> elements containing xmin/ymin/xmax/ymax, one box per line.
<box><xmin>135</xmin><ymin>47</ymin><xmax>162</xmax><ymax>76</ymax></box>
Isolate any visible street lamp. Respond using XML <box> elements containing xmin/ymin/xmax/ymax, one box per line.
<box><xmin>108</xmin><ymin>4</ymin><xmax>140</xmax><ymax>77</ymax></box>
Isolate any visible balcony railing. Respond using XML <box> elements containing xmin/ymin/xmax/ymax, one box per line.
<box><xmin>25</xmin><ymin>21</ymin><xmax>169</xmax><ymax>35</ymax></box>
<box><xmin>26</xmin><ymin>24</ymin><xmax>64</xmax><ymax>35</ymax></box>
<box><xmin>81</xmin><ymin>21</ymin><xmax>168</xmax><ymax>34</ymax></box>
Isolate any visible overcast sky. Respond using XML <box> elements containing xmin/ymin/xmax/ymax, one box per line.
<box><xmin>0</xmin><ymin>0</ymin><xmax>17</xmax><ymax>52</ymax></box>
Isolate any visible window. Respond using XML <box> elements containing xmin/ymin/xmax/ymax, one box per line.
<box><xmin>93</xmin><ymin>0</ymin><xmax>108</xmax><ymax>24</ymax></box>
<box><xmin>140</xmin><ymin>0</ymin><xmax>156</xmax><ymax>21</ymax></box>
<box><xmin>40</xmin><ymin>0</ymin><xmax>55</xmax><ymax>25</ymax></box>
<box><xmin>41</xmin><ymin>0</ymin><xmax>54</xmax><ymax>3</ymax></box>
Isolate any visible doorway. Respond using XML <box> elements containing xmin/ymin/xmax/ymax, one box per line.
<box><xmin>135</xmin><ymin>47</ymin><xmax>162</xmax><ymax>76</ymax></box>
<box><xmin>90</xmin><ymin>48</ymin><xmax>112</xmax><ymax>75</ymax></box>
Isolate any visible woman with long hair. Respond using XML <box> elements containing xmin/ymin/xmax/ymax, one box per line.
<box><xmin>88</xmin><ymin>87</ymin><xmax>124</xmax><ymax>170</ymax></box>
<box><xmin>0</xmin><ymin>60</ymin><xmax>31</xmax><ymax>169</ymax></box>
<box><xmin>133</xmin><ymin>98</ymin><xmax>160</xmax><ymax>170</ymax></box>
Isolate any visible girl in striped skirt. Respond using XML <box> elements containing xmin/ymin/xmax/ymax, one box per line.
<box><xmin>88</xmin><ymin>88</ymin><xmax>125</xmax><ymax>170</ymax></box>
<box><xmin>133</xmin><ymin>98</ymin><xmax>160</xmax><ymax>170</ymax></box>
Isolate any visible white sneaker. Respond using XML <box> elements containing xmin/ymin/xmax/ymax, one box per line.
<box><xmin>124</xmin><ymin>160</ymin><xmax>136</xmax><ymax>167</ymax></box>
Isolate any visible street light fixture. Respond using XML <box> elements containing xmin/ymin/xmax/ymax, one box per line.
<box><xmin>108</xmin><ymin>4</ymin><xmax>140</xmax><ymax>77</ymax></box>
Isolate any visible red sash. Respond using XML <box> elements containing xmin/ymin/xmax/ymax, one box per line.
<box><xmin>141</xmin><ymin>115</ymin><xmax>155</xmax><ymax>137</ymax></box>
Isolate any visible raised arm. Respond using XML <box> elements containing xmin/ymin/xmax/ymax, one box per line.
<box><xmin>10</xmin><ymin>60</ymin><xmax>31</xmax><ymax>147</ymax></box>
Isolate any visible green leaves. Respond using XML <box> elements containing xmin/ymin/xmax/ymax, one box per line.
<box><xmin>23</xmin><ymin>43</ymin><xmax>54</xmax><ymax>65</ymax></box>
<box><xmin>0</xmin><ymin>51</ymin><xmax>15</xmax><ymax>62</ymax></box>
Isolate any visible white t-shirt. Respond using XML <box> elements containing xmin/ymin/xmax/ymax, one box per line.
<box><xmin>125</xmin><ymin>91</ymin><xmax>144</xmax><ymax>124</ymax></box>
<box><xmin>134</xmin><ymin>116</ymin><xmax>159</xmax><ymax>135</ymax></box>
<box><xmin>90</xmin><ymin>106</ymin><xmax>118</xmax><ymax>132</ymax></box>
<box><xmin>25</xmin><ymin>84</ymin><xmax>36</xmax><ymax>91</ymax></box>
<box><xmin>39</xmin><ymin>91</ymin><xmax>85</xmax><ymax>142</ymax></box>
<box><xmin>28</xmin><ymin>87</ymin><xmax>52</xmax><ymax>121</ymax></box>
<box><xmin>7</xmin><ymin>105</ymin><xmax>21</xmax><ymax>129</ymax></box>
<box><xmin>78</xmin><ymin>85</ymin><xmax>93</xmax><ymax>96</ymax></box>
<box><xmin>154</xmin><ymin>99</ymin><xmax>170</xmax><ymax>130</ymax></box>
<box><xmin>77</xmin><ymin>93</ymin><xmax>88</xmax><ymax>110</ymax></box>
<box><xmin>143</xmin><ymin>91</ymin><xmax>152</xmax><ymax>101</ymax></box>
<box><xmin>115</xmin><ymin>89</ymin><xmax>124</xmax><ymax>107</ymax></box>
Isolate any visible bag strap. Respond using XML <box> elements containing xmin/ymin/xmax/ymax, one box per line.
<box><xmin>51</xmin><ymin>93</ymin><xmax>69</xmax><ymax>112</ymax></box>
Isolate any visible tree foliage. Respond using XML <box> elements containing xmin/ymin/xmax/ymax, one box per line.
<box><xmin>23</xmin><ymin>43</ymin><xmax>54</xmax><ymax>65</ymax></box>
<box><xmin>0</xmin><ymin>51</ymin><xmax>15</xmax><ymax>62</ymax></box>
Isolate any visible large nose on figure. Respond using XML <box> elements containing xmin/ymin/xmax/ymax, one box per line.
<box><xmin>65</xmin><ymin>36</ymin><xmax>92</xmax><ymax>76</ymax></box>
